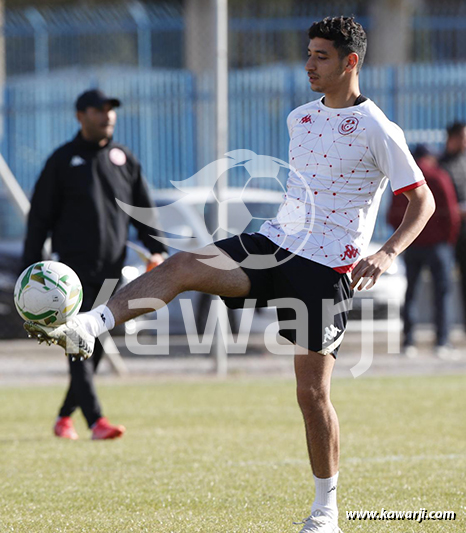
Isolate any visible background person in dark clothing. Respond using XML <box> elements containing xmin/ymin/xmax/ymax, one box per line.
<box><xmin>388</xmin><ymin>144</ymin><xmax>460</xmax><ymax>359</ymax></box>
<box><xmin>22</xmin><ymin>89</ymin><xmax>166</xmax><ymax>440</ymax></box>
<box><xmin>439</xmin><ymin>122</ymin><xmax>466</xmax><ymax>330</ymax></box>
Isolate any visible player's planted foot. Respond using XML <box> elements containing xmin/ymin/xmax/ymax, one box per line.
<box><xmin>54</xmin><ymin>416</ymin><xmax>79</xmax><ymax>440</ymax></box>
<box><xmin>91</xmin><ymin>417</ymin><xmax>126</xmax><ymax>440</ymax></box>
<box><xmin>402</xmin><ymin>344</ymin><xmax>418</xmax><ymax>359</ymax></box>
<box><xmin>435</xmin><ymin>344</ymin><xmax>461</xmax><ymax>361</ymax></box>
<box><xmin>24</xmin><ymin>318</ymin><xmax>95</xmax><ymax>360</ymax></box>
<box><xmin>295</xmin><ymin>511</ymin><xmax>342</xmax><ymax>532</ymax></box>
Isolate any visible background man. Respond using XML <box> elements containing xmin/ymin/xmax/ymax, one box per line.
<box><xmin>388</xmin><ymin>144</ymin><xmax>460</xmax><ymax>358</ymax></box>
<box><xmin>440</xmin><ymin>122</ymin><xmax>466</xmax><ymax>330</ymax></box>
<box><xmin>25</xmin><ymin>18</ymin><xmax>435</xmax><ymax>533</ymax></box>
<box><xmin>22</xmin><ymin>89</ymin><xmax>166</xmax><ymax>440</ymax></box>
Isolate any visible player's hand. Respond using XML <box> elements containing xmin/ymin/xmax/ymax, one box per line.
<box><xmin>350</xmin><ymin>250</ymin><xmax>395</xmax><ymax>291</ymax></box>
<box><xmin>146</xmin><ymin>253</ymin><xmax>165</xmax><ymax>272</ymax></box>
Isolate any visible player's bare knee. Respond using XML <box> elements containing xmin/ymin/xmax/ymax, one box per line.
<box><xmin>166</xmin><ymin>251</ymin><xmax>203</xmax><ymax>290</ymax></box>
<box><xmin>296</xmin><ymin>385</ymin><xmax>329</xmax><ymax>414</ymax></box>
<box><xmin>166</xmin><ymin>250</ymin><xmax>189</xmax><ymax>273</ymax></box>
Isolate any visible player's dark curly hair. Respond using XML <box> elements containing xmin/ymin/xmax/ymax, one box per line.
<box><xmin>308</xmin><ymin>17</ymin><xmax>367</xmax><ymax>72</ymax></box>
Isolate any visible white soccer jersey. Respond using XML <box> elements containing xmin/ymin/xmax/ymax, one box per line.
<box><xmin>259</xmin><ymin>97</ymin><xmax>425</xmax><ymax>273</ymax></box>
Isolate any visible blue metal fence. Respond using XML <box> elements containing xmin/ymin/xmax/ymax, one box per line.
<box><xmin>5</xmin><ymin>3</ymin><xmax>466</xmax><ymax>76</ymax></box>
<box><xmin>4</xmin><ymin>60</ymin><xmax>466</xmax><ymax>240</ymax></box>
<box><xmin>5</xmin><ymin>4</ymin><xmax>185</xmax><ymax>75</ymax></box>
<box><xmin>3</xmin><ymin>62</ymin><xmax>466</xmax><ymax>194</ymax></box>
<box><xmin>3</xmin><ymin>3</ymin><xmax>466</xmax><ymax>240</ymax></box>
<box><xmin>1</xmin><ymin>68</ymin><xmax>200</xmax><ymax>193</ymax></box>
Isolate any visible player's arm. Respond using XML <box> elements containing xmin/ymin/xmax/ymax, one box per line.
<box><xmin>350</xmin><ymin>183</ymin><xmax>435</xmax><ymax>290</ymax></box>
<box><xmin>129</xmin><ymin>159</ymin><xmax>167</xmax><ymax>266</ymax></box>
<box><xmin>438</xmin><ymin>170</ymin><xmax>461</xmax><ymax>244</ymax></box>
<box><xmin>22</xmin><ymin>155</ymin><xmax>61</xmax><ymax>268</ymax></box>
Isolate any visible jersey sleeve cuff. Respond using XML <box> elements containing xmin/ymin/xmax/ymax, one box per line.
<box><xmin>393</xmin><ymin>180</ymin><xmax>426</xmax><ymax>196</ymax></box>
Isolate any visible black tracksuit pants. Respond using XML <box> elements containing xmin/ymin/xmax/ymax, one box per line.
<box><xmin>58</xmin><ymin>283</ymin><xmax>105</xmax><ymax>428</ymax></box>
<box><xmin>457</xmin><ymin>234</ymin><xmax>466</xmax><ymax>329</ymax></box>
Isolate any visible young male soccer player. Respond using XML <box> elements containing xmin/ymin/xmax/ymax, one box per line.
<box><xmin>26</xmin><ymin>17</ymin><xmax>435</xmax><ymax>533</ymax></box>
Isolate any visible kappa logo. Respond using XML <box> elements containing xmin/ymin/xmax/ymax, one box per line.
<box><xmin>338</xmin><ymin>116</ymin><xmax>359</xmax><ymax>135</ymax></box>
<box><xmin>70</xmin><ymin>155</ymin><xmax>86</xmax><ymax>167</ymax></box>
<box><xmin>323</xmin><ymin>324</ymin><xmax>342</xmax><ymax>344</ymax></box>
<box><xmin>340</xmin><ymin>244</ymin><xmax>360</xmax><ymax>261</ymax></box>
<box><xmin>300</xmin><ymin>114</ymin><xmax>314</xmax><ymax>125</ymax></box>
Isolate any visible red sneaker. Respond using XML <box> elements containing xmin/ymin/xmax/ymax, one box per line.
<box><xmin>91</xmin><ymin>417</ymin><xmax>126</xmax><ymax>440</ymax></box>
<box><xmin>54</xmin><ymin>416</ymin><xmax>79</xmax><ymax>440</ymax></box>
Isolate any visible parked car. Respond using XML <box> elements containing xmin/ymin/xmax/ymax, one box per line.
<box><xmin>349</xmin><ymin>241</ymin><xmax>407</xmax><ymax>322</ymax></box>
<box><xmin>121</xmin><ymin>188</ymin><xmax>286</xmax><ymax>337</ymax></box>
<box><xmin>0</xmin><ymin>240</ymin><xmax>27</xmax><ymax>338</ymax></box>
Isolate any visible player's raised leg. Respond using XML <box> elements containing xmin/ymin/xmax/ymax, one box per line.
<box><xmin>294</xmin><ymin>349</ymin><xmax>342</xmax><ymax>533</ymax></box>
<box><xmin>24</xmin><ymin>245</ymin><xmax>251</xmax><ymax>358</ymax></box>
<box><xmin>108</xmin><ymin>245</ymin><xmax>250</xmax><ymax>325</ymax></box>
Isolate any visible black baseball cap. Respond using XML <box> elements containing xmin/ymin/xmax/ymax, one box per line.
<box><xmin>75</xmin><ymin>89</ymin><xmax>121</xmax><ymax>112</ymax></box>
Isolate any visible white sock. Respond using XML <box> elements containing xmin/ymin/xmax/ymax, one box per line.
<box><xmin>75</xmin><ymin>305</ymin><xmax>115</xmax><ymax>338</ymax></box>
<box><xmin>311</xmin><ymin>472</ymin><xmax>339</xmax><ymax>521</ymax></box>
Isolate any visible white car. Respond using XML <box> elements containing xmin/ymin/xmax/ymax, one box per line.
<box><xmin>122</xmin><ymin>188</ymin><xmax>286</xmax><ymax>336</ymax></box>
<box><xmin>349</xmin><ymin>241</ymin><xmax>407</xmax><ymax>325</ymax></box>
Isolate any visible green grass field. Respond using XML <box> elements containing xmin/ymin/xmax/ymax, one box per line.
<box><xmin>0</xmin><ymin>375</ymin><xmax>464</xmax><ymax>532</ymax></box>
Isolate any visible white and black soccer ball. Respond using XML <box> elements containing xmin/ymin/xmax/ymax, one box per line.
<box><xmin>14</xmin><ymin>261</ymin><xmax>83</xmax><ymax>326</ymax></box>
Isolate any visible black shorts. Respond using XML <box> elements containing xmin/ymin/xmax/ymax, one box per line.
<box><xmin>215</xmin><ymin>233</ymin><xmax>353</xmax><ymax>357</ymax></box>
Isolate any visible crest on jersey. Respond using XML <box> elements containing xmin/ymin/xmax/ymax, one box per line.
<box><xmin>109</xmin><ymin>148</ymin><xmax>127</xmax><ymax>166</ymax></box>
<box><xmin>338</xmin><ymin>117</ymin><xmax>359</xmax><ymax>135</ymax></box>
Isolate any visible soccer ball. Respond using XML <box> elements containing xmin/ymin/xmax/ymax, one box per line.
<box><xmin>14</xmin><ymin>261</ymin><xmax>83</xmax><ymax>326</ymax></box>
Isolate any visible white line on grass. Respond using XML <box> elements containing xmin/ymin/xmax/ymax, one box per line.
<box><xmin>345</xmin><ymin>453</ymin><xmax>466</xmax><ymax>464</ymax></box>
<box><xmin>225</xmin><ymin>454</ymin><xmax>466</xmax><ymax>468</ymax></box>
